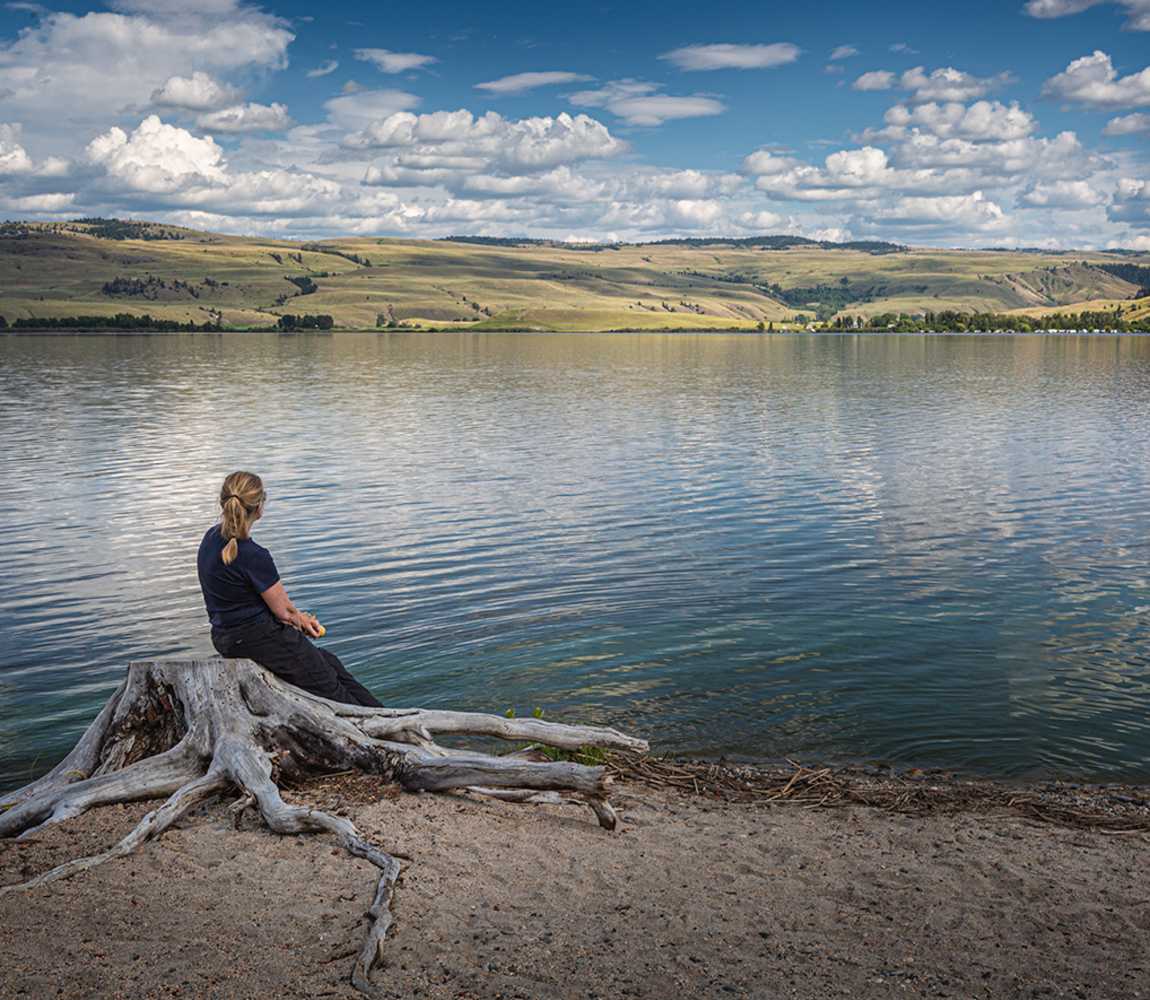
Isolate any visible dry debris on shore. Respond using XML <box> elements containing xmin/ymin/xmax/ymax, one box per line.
<box><xmin>606</xmin><ymin>752</ymin><xmax>1150</xmax><ymax>833</ymax></box>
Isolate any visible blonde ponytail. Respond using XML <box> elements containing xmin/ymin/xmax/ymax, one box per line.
<box><xmin>218</xmin><ymin>471</ymin><xmax>265</xmax><ymax>565</ymax></box>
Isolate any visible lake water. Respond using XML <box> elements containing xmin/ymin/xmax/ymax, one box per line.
<box><xmin>2</xmin><ymin>332</ymin><xmax>1150</xmax><ymax>790</ymax></box>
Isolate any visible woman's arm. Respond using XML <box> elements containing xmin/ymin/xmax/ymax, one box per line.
<box><xmin>260</xmin><ymin>581</ymin><xmax>323</xmax><ymax>637</ymax></box>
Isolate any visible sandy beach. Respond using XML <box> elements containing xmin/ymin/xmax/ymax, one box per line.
<box><xmin>2</xmin><ymin>767</ymin><xmax>1148</xmax><ymax>1000</ymax></box>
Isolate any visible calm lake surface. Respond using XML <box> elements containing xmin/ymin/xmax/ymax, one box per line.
<box><xmin>2</xmin><ymin>332</ymin><xmax>1150</xmax><ymax>789</ymax></box>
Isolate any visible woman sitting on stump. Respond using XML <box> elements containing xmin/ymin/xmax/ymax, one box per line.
<box><xmin>197</xmin><ymin>470</ymin><xmax>382</xmax><ymax>707</ymax></box>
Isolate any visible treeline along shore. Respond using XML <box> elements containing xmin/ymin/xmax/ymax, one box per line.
<box><xmin>2</xmin><ymin>217</ymin><xmax>1149</xmax><ymax>333</ymax></box>
<box><xmin>4</xmin><ymin>308</ymin><xmax>1149</xmax><ymax>333</ymax></box>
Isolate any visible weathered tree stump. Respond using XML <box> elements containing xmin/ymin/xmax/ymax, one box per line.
<box><xmin>0</xmin><ymin>659</ymin><xmax>648</xmax><ymax>992</ymax></box>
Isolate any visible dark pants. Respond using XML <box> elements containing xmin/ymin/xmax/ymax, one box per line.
<box><xmin>211</xmin><ymin>614</ymin><xmax>382</xmax><ymax>707</ymax></box>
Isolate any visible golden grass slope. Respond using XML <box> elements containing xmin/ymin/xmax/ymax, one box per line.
<box><xmin>1</xmin><ymin>221</ymin><xmax>1147</xmax><ymax>331</ymax></box>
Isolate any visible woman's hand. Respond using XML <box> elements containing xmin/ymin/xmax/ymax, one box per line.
<box><xmin>298</xmin><ymin>613</ymin><xmax>325</xmax><ymax>638</ymax></box>
<box><xmin>261</xmin><ymin>581</ymin><xmax>324</xmax><ymax>637</ymax></box>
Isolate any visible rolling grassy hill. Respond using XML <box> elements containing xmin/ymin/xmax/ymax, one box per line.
<box><xmin>2</xmin><ymin>219</ymin><xmax>1148</xmax><ymax>331</ymax></box>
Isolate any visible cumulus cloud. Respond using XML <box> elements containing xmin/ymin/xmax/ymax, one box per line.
<box><xmin>150</xmin><ymin>72</ymin><xmax>240</xmax><ymax>112</ymax></box>
<box><xmin>736</xmin><ymin>209</ymin><xmax>790</xmax><ymax>230</ymax></box>
<box><xmin>196</xmin><ymin>102</ymin><xmax>292</xmax><ymax>133</ymax></box>
<box><xmin>87</xmin><ymin>115</ymin><xmax>226</xmax><ymax>193</ymax></box>
<box><xmin>0</xmin><ymin>123</ymin><xmax>34</xmax><ymax>174</ymax></box>
<box><xmin>854</xmin><ymin>71</ymin><xmax>896</xmax><ymax>91</ymax></box>
<box><xmin>307</xmin><ymin>60</ymin><xmax>339</xmax><ymax>78</ymax></box>
<box><xmin>0</xmin><ymin>121</ymin><xmax>70</xmax><ymax>177</ymax></box>
<box><xmin>744</xmin><ymin>145</ymin><xmax>955</xmax><ymax>203</ymax></box>
<box><xmin>475</xmin><ymin>71</ymin><xmax>592</xmax><ymax>94</ymax></box>
<box><xmin>0</xmin><ymin>192</ymin><xmax>75</xmax><ymax>212</ymax></box>
<box><xmin>354</xmin><ymin>48</ymin><xmax>437</xmax><ymax>74</ymax></box>
<box><xmin>830</xmin><ymin>45</ymin><xmax>859</xmax><ymax>60</ymax></box>
<box><xmin>598</xmin><ymin>197</ymin><xmax>724</xmax><ymax>231</ymax></box>
<box><xmin>568</xmin><ymin>79</ymin><xmax>725</xmax><ymax>125</ymax></box>
<box><xmin>1108</xmin><ymin>234</ymin><xmax>1150</xmax><ymax>249</ymax></box>
<box><xmin>856</xmin><ymin>66</ymin><xmax>1013</xmax><ymax>101</ymax></box>
<box><xmin>825</xmin><ymin>146</ymin><xmax>893</xmax><ymax>186</ymax></box>
<box><xmin>82</xmin><ymin>115</ymin><xmax>353</xmax><ymax>219</ymax></box>
<box><xmin>1109</xmin><ymin>176</ymin><xmax>1150</xmax><ymax>227</ymax></box>
<box><xmin>901</xmin><ymin>66</ymin><xmax>1013</xmax><ymax>102</ymax></box>
<box><xmin>1104</xmin><ymin>111</ymin><xmax>1150</xmax><ymax>133</ymax></box>
<box><xmin>460</xmin><ymin>165</ymin><xmax>606</xmax><ymax>202</ymax></box>
<box><xmin>0</xmin><ymin>3</ymin><xmax>292</xmax><ymax>127</ymax></box>
<box><xmin>739</xmin><ymin>88</ymin><xmax>1118</xmax><ymax>242</ymax></box>
<box><xmin>658</xmin><ymin>42</ymin><xmax>800</xmax><ymax>71</ymax></box>
<box><xmin>893</xmin><ymin>130</ymin><xmax>1098</xmax><ymax>181</ymax></box>
<box><xmin>1020</xmin><ymin>179</ymin><xmax>1109</xmax><ymax>207</ymax></box>
<box><xmin>352</xmin><ymin>110</ymin><xmax>626</xmax><ymax>177</ymax></box>
<box><xmin>873</xmin><ymin>191</ymin><xmax>1007</xmax><ymax>230</ymax></box>
<box><xmin>742</xmin><ymin>149</ymin><xmax>798</xmax><ymax>176</ymax></box>
<box><xmin>1042</xmin><ymin>51</ymin><xmax>1150</xmax><ymax>108</ymax></box>
<box><xmin>1024</xmin><ymin>0</ymin><xmax>1150</xmax><ymax>31</ymax></box>
<box><xmin>882</xmin><ymin>101</ymin><xmax>1036</xmax><ymax>141</ymax></box>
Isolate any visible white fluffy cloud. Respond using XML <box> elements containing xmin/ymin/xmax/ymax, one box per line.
<box><xmin>882</xmin><ymin>101</ymin><xmax>1035</xmax><ymax>141</ymax></box>
<box><xmin>83</xmin><ymin>115</ymin><xmax>351</xmax><ymax>218</ymax></box>
<box><xmin>891</xmin><ymin>130</ymin><xmax>1098</xmax><ymax>181</ymax></box>
<box><xmin>475</xmin><ymin>71</ymin><xmax>593</xmax><ymax>95</ymax></box>
<box><xmin>568</xmin><ymin>80</ymin><xmax>725</xmax><ymax>125</ymax></box>
<box><xmin>1104</xmin><ymin>111</ymin><xmax>1150</xmax><ymax>134</ymax></box>
<box><xmin>873</xmin><ymin>191</ymin><xmax>1007</xmax><ymax>230</ymax></box>
<box><xmin>598</xmin><ymin>197</ymin><xmax>724</xmax><ymax>231</ymax></box>
<box><xmin>900</xmin><ymin>66</ymin><xmax>1013</xmax><ymax>102</ymax></box>
<box><xmin>830</xmin><ymin>45</ymin><xmax>858</xmax><ymax>60</ymax></box>
<box><xmin>658</xmin><ymin>43</ymin><xmax>800</xmax><ymax>71</ymax></box>
<box><xmin>307</xmin><ymin>60</ymin><xmax>339</xmax><ymax>78</ymax></box>
<box><xmin>736</xmin><ymin>209</ymin><xmax>790</xmax><ymax>230</ymax></box>
<box><xmin>854</xmin><ymin>71</ymin><xmax>895</xmax><ymax>91</ymax></box>
<box><xmin>1025</xmin><ymin>0</ymin><xmax>1150</xmax><ymax>30</ymax></box>
<box><xmin>0</xmin><ymin>123</ymin><xmax>34</xmax><ymax>174</ymax></box>
<box><xmin>1020</xmin><ymin>179</ymin><xmax>1109</xmax><ymax>208</ymax></box>
<box><xmin>352</xmin><ymin>110</ymin><xmax>626</xmax><ymax>178</ymax></box>
<box><xmin>1109</xmin><ymin>177</ymin><xmax>1150</xmax><ymax>227</ymax></box>
<box><xmin>87</xmin><ymin>115</ymin><xmax>226</xmax><ymax>193</ymax></box>
<box><xmin>1043</xmin><ymin>51</ymin><xmax>1150</xmax><ymax>108</ymax></box>
<box><xmin>354</xmin><ymin>49</ymin><xmax>437</xmax><ymax>74</ymax></box>
<box><xmin>0</xmin><ymin>122</ymin><xmax>68</xmax><ymax>177</ymax></box>
<box><xmin>151</xmin><ymin>72</ymin><xmax>239</xmax><ymax>111</ymax></box>
<box><xmin>0</xmin><ymin>192</ymin><xmax>76</xmax><ymax>212</ymax></box>
<box><xmin>197</xmin><ymin>102</ymin><xmax>292</xmax><ymax>133</ymax></box>
<box><xmin>0</xmin><ymin>3</ymin><xmax>292</xmax><ymax>128</ymax></box>
<box><xmin>857</xmin><ymin>66</ymin><xmax>1011</xmax><ymax>101</ymax></box>
<box><xmin>739</xmin><ymin>76</ymin><xmax>1123</xmax><ymax>244</ymax></box>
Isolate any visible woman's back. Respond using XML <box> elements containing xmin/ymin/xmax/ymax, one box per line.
<box><xmin>196</xmin><ymin>524</ymin><xmax>279</xmax><ymax>628</ymax></box>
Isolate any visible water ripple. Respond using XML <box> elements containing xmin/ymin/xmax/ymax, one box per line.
<box><xmin>3</xmin><ymin>332</ymin><xmax>1150</xmax><ymax>789</ymax></box>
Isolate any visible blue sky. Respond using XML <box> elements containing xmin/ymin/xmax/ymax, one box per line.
<box><xmin>0</xmin><ymin>0</ymin><xmax>1147</xmax><ymax>246</ymax></box>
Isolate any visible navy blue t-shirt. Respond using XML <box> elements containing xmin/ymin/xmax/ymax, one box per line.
<box><xmin>197</xmin><ymin>525</ymin><xmax>280</xmax><ymax>628</ymax></box>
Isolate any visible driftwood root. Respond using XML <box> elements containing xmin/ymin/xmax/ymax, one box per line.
<box><xmin>0</xmin><ymin>658</ymin><xmax>648</xmax><ymax>993</ymax></box>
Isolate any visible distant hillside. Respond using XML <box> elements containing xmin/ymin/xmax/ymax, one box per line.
<box><xmin>440</xmin><ymin>234</ymin><xmax>907</xmax><ymax>255</ymax></box>
<box><xmin>1</xmin><ymin>219</ymin><xmax>1148</xmax><ymax>331</ymax></box>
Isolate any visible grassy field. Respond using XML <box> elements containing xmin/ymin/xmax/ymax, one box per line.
<box><xmin>1</xmin><ymin>220</ymin><xmax>1148</xmax><ymax>331</ymax></box>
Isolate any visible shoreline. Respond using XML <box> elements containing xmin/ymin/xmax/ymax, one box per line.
<box><xmin>4</xmin><ymin>327</ymin><xmax>1150</xmax><ymax>337</ymax></box>
<box><xmin>6</xmin><ymin>746</ymin><xmax>1150</xmax><ymax>799</ymax></box>
<box><xmin>3</xmin><ymin>758</ymin><xmax>1148</xmax><ymax>999</ymax></box>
